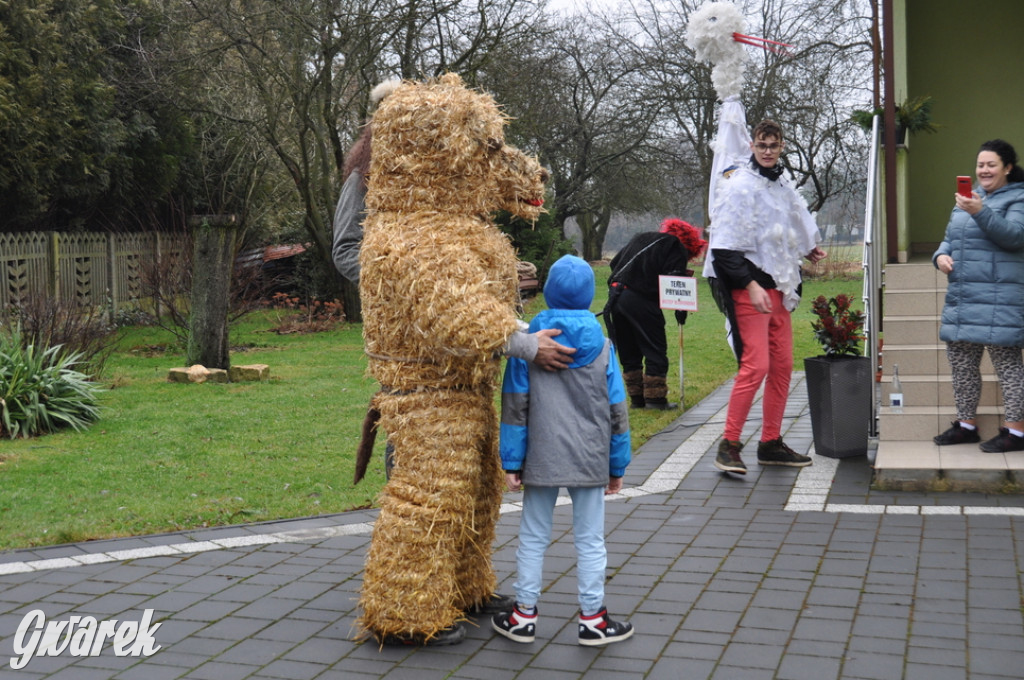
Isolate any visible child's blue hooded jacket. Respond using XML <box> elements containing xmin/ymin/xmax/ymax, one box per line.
<box><xmin>500</xmin><ymin>255</ymin><xmax>631</xmax><ymax>486</ymax></box>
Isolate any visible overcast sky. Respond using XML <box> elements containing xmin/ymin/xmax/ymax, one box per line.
<box><xmin>546</xmin><ymin>0</ymin><xmax>619</xmax><ymax>15</ymax></box>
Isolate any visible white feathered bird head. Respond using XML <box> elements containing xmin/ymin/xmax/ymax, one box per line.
<box><xmin>370</xmin><ymin>79</ymin><xmax>400</xmax><ymax>107</ymax></box>
<box><xmin>685</xmin><ymin>2</ymin><xmax>790</xmax><ymax>101</ymax></box>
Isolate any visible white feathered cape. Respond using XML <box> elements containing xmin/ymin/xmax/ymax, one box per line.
<box><xmin>702</xmin><ymin>163</ymin><xmax>820</xmax><ymax>311</ymax></box>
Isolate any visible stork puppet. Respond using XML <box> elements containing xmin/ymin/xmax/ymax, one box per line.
<box><xmin>685</xmin><ymin>2</ymin><xmax>791</xmax><ymax>212</ymax></box>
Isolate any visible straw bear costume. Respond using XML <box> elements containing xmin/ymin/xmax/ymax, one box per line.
<box><xmin>355</xmin><ymin>74</ymin><xmax>547</xmax><ymax>642</ymax></box>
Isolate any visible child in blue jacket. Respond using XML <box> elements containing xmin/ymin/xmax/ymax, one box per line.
<box><xmin>493</xmin><ymin>254</ymin><xmax>633</xmax><ymax>647</ymax></box>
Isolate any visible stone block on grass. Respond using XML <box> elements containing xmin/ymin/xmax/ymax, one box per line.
<box><xmin>167</xmin><ymin>365</ymin><xmax>229</xmax><ymax>384</ymax></box>
<box><xmin>229</xmin><ymin>364</ymin><xmax>270</xmax><ymax>382</ymax></box>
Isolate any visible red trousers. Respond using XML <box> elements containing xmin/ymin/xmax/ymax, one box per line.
<box><xmin>724</xmin><ymin>288</ymin><xmax>793</xmax><ymax>442</ymax></box>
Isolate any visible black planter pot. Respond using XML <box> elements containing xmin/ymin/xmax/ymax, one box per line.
<box><xmin>803</xmin><ymin>355</ymin><xmax>871</xmax><ymax>458</ymax></box>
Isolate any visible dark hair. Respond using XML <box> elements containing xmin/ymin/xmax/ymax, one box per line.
<box><xmin>343</xmin><ymin>122</ymin><xmax>374</xmax><ymax>190</ymax></box>
<box><xmin>753</xmin><ymin>119</ymin><xmax>784</xmax><ymax>141</ymax></box>
<box><xmin>979</xmin><ymin>139</ymin><xmax>1024</xmax><ymax>183</ymax></box>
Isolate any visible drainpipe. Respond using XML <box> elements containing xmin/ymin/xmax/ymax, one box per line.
<box><xmin>882</xmin><ymin>0</ymin><xmax>898</xmax><ymax>263</ymax></box>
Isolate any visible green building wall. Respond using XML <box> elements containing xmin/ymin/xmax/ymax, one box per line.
<box><xmin>900</xmin><ymin>0</ymin><xmax>1024</xmax><ymax>255</ymax></box>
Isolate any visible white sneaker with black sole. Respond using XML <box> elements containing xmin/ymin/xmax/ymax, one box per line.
<box><xmin>491</xmin><ymin>605</ymin><xmax>537</xmax><ymax>643</ymax></box>
<box><xmin>578</xmin><ymin>607</ymin><xmax>634</xmax><ymax>646</ymax></box>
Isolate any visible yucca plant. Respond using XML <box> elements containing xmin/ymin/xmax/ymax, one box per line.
<box><xmin>0</xmin><ymin>328</ymin><xmax>102</xmax><ymax>439</ymax></box>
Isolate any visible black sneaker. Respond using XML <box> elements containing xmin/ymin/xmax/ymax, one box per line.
<box><xmin>714</xmin><ymin>439</ymin><xmax>746</xmax><ymax>474</ymax></box>
<box><xmin>492</xmin><ymin>605</ymin><xmax>537</xmax><ymax>643</ymax></box>
<box><xmin>934</xmin><ymin>421</ymin><xmax>981</xmax><ymax>446</ymax></box>
<box><xmin>578</xmin><ymin>608</ymin><xmax>634</xmax><ymax>646</ymax></box>
<box><xmin>979</xmin><ymin>427</ymin><xmax>1024</xmax><ymax>453</ymax></box>
<box><xmin>757</xmin><ymin>438</ymin><xmax>812</xmax><ymax>467</ymax></box>
<box><xmin>380</xmin><ymin>623</ymin><xmax>466</xmax><ymax>647</ymax></box>
<box><xmin>466</xmin><ymin>592</ymin><xmax>515</xmax><ymax>615</ymax></box>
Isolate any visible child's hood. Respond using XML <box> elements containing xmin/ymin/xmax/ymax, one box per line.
<box><xmin>530</xmin><ymin>255</ymin><xmax>605</xmax><ymax>368</ymax></box>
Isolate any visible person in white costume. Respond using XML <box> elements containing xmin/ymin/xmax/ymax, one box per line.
<box><xmin>703</xmin><ymin>119</ymin><xmax>827</xmax><ymax>474</ymax></box>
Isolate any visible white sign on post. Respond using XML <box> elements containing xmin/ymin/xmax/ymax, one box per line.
<box><xmin>658</xmin><ymin>275</ymin><xmax>698</xmax><ymax>312</ymax></box>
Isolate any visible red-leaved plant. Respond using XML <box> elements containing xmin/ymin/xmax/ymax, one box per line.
<box><xmin>810</xmin><ymin>294</ymin><xmax>865</xmax><ymax>357</ymax></box>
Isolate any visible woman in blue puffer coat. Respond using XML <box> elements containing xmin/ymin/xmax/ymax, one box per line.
<box><xmin>932</xmin><ymin>139</ymin><xmax>1024</xmax><ymax>452</ymax></box>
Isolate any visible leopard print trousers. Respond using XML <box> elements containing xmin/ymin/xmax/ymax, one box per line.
<box><xmin>946</xmin><ymin>341</ymin><xmax>1024</xmax><ymax>422</ymax></box>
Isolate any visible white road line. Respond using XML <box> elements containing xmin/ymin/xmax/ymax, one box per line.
<box><xmin>3</xmin><ymin>405</ymin><xmax>1022</xmax><ymax>576</ymax></box>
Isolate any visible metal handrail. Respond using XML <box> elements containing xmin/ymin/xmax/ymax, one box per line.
<box><xmin>861</xmin><ymin>115</ymin><xmax>883</xmax><ymax>436</ymax></box>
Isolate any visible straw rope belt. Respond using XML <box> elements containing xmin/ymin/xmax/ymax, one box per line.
<box><xmin>364</xmin><ymin>349</ymin><xmax>501</xmax><ymax>363</ymax></box>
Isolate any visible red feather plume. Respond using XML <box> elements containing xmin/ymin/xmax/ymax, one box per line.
<box><xmin>660</xmin><ymin>218</ymin><xmax>707</xmax><ymax>261</ymax></box>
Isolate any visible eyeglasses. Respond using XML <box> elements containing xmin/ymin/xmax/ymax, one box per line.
<box><xmin>753</xmin><ymin>143</ymin><xmax>782</xmax><ymax>153</ymax></box>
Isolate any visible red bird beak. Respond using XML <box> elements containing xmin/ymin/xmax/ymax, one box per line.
<box><xmin>733</xmin><ymin>32</ymin><xmax>793</xmax><ymax>56</ymax></box>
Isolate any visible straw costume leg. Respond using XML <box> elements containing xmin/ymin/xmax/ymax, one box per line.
<box><xmin>452</xmin><ymin>389</ymin><xmax>504</xmax><ymax>612</ymax></box>
<box><xmin>359</xmin><ymin>389</ymin><xmax>502</xmax><ymax>640</ymax></box>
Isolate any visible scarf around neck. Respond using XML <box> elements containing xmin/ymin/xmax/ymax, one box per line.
<box><xmin>750</xmin><ymin>154</ymin><xmax>784</xmax><ymax>182</ymax></box>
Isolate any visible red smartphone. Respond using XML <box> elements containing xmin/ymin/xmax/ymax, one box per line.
<box><xmin>957</xmin><ymin>176</ymin><xmax>973</xmax><ymax>198</ymax></box>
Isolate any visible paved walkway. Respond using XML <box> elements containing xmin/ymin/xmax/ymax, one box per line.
<box><xmin>2</xmin><ymin>374</ymin><xmax>1023</xmax><ymax>680</ymax></box>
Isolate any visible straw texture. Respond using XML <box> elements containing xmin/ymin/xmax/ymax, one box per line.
<box><xmin>356</xmin><ymin>73</ymin><xmax>546</xmax><ymax>642</ymax></box>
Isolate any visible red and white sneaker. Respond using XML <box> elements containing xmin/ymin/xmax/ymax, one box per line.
<box><xmin>578</xmin><ymin>607</ymin><xmax>634</xmax><ymax>646</ymax></box>
<box><xmin>491</xmin><ymin>604</ymin><xmax>537</xmax><ymax>643</ymax></box>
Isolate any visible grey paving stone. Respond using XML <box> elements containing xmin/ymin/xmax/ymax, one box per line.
<box><xmin>783</xmin><ymin>638</ymin><xmax>847</xmax><ymax>658</ymax></box>
<box><xmin>840</xmin><ymin>651</ymin><xmax>907</xmax><ymax>679</ymax></box>
<box><xmin>111</xmin><ymin>662</ymin><xmax>187</xmax><ymax>680</ymax></box>
<box><xmin>186</xmin><ymin>660</ymin><xmax>262</xmax><ymax>680</ymax></box>
<box><xmin>709</xmin><ymin>664</ymin><xmax>778</xmax><ymax>680</ymax></box>
<box><xmin>969</xmin><ymin>649</ymin><xmax>1024</xmax><ymax>678</ymax></box>
<box><xmin>776</xmin><ymin>653</ymin><xmax>842</xmax><ymax>680</ymax></box>
<box><xmin>791</xmin><ymin>616</ymin><xmax>853</xmax><ymax>642</ymax></box>
<box><xmin>648</xmin><ymin>656</ymin><xmax>716</xmax><ymax>680</ymax></box>
<box><xmin>1</xmin><ymin>375</ymin><xmax>1022</xmax><ymax>680</ymax></box>
<box><xmin>681</xmin><ymin>608</ymin><xmax>744</xmax><ymax>634</ymax></box>
<box><xmin>719</xmin><ymin>641</ymin><xmax>784</xmax><ymax>669</ymax></box>
<box><xmin>904</xmin><ymin>663</ymin><xmax>973</xmax><ymax>680</ymax></box>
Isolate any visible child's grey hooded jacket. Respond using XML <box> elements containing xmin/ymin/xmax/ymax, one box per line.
<box><xmin>500</xmin><ymin>255</ymin><xmax>631</xmax><ymax>487</ymax></box>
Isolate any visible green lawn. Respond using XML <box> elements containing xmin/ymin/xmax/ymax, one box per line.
<box><xmin>0</xmin><ymin>265</ymin><xmax>863</xmax><ymax>550</ymax></box>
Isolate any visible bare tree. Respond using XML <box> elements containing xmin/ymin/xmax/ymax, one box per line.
<box><xmin>165</xmin><ymin>0</ymin><xmax>545</xmax><ymax>319</ymax></box>
<box><xmin>486</xmin><ymin>13</ymin><xmax>674</xmax><ymax>261</ymax></box>
<box><xmin>629</xmin><ymin>0</ymin><xmax>873</xmax><ymax>225</ymax></box>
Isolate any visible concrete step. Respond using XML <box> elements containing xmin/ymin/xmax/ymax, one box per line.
<box><xmin>871</xmin><ymin>262</ymin><xmax>1018</xmax><ymax>492</ymax></box>
<box><xmin>883</xmin><ymin>288</ymin><xmax>944</xmax><ymax>316</ymax></box>
<box><xmin>879</xmin><ymin>374</ymin><xmax>1001</xmax><ymax>408</ymax></box>
<box><xmin>881</xmin><ymin>343</ymin><xmax>995</xmax><ymax>376</ymax></box>
<box><xmin>873</xmin><ymin>438</ymin><xmax>1024</xmax><ymax>492</ymax></box>
<box><xmin>878</xmin><ymin>407</ymin><xmax>1003</xmax><ymax>441</ymax></box>
<box><xmin>883</xmin><ymin>316</ymin><xmax>943</xmax><ymax>345</ymax></box>
<box><xmin>884</xmin><ymin>262</ymin><xmax>945</xmax><ymax>290</ymax></box>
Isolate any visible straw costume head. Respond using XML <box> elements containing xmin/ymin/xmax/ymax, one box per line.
<box><xmin>355</xmin><ymin>73</ymin><xmax>547</xmax><ymax>644</ymax></box>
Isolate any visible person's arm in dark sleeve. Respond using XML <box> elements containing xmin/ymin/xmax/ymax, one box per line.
<box><xmin>710</xmin><ymin>249</ymin><xmax>754</xmax><ymax>291</ymax></box>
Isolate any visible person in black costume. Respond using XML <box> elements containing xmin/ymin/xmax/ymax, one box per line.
<box><xmin>605</xmin><ymin>218</ymin><xmax>705</xmax><ymax>409</ymax></box>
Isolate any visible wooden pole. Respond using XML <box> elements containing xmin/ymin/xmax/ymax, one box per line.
<box><xmin>678</xmin><ymin>324</ymin><xmax>685</xmax><ymax>408</ymax></box>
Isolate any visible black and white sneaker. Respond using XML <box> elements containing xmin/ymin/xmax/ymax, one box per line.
<box><xmin>578</xmin><ymin>607</ymin><xmax>634</xmax><ymax>646</ymax></box>
<box><xmin>492</xmin><ymin>605</ymin><xmax>537</xmax><ymax>643</ymax></box>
